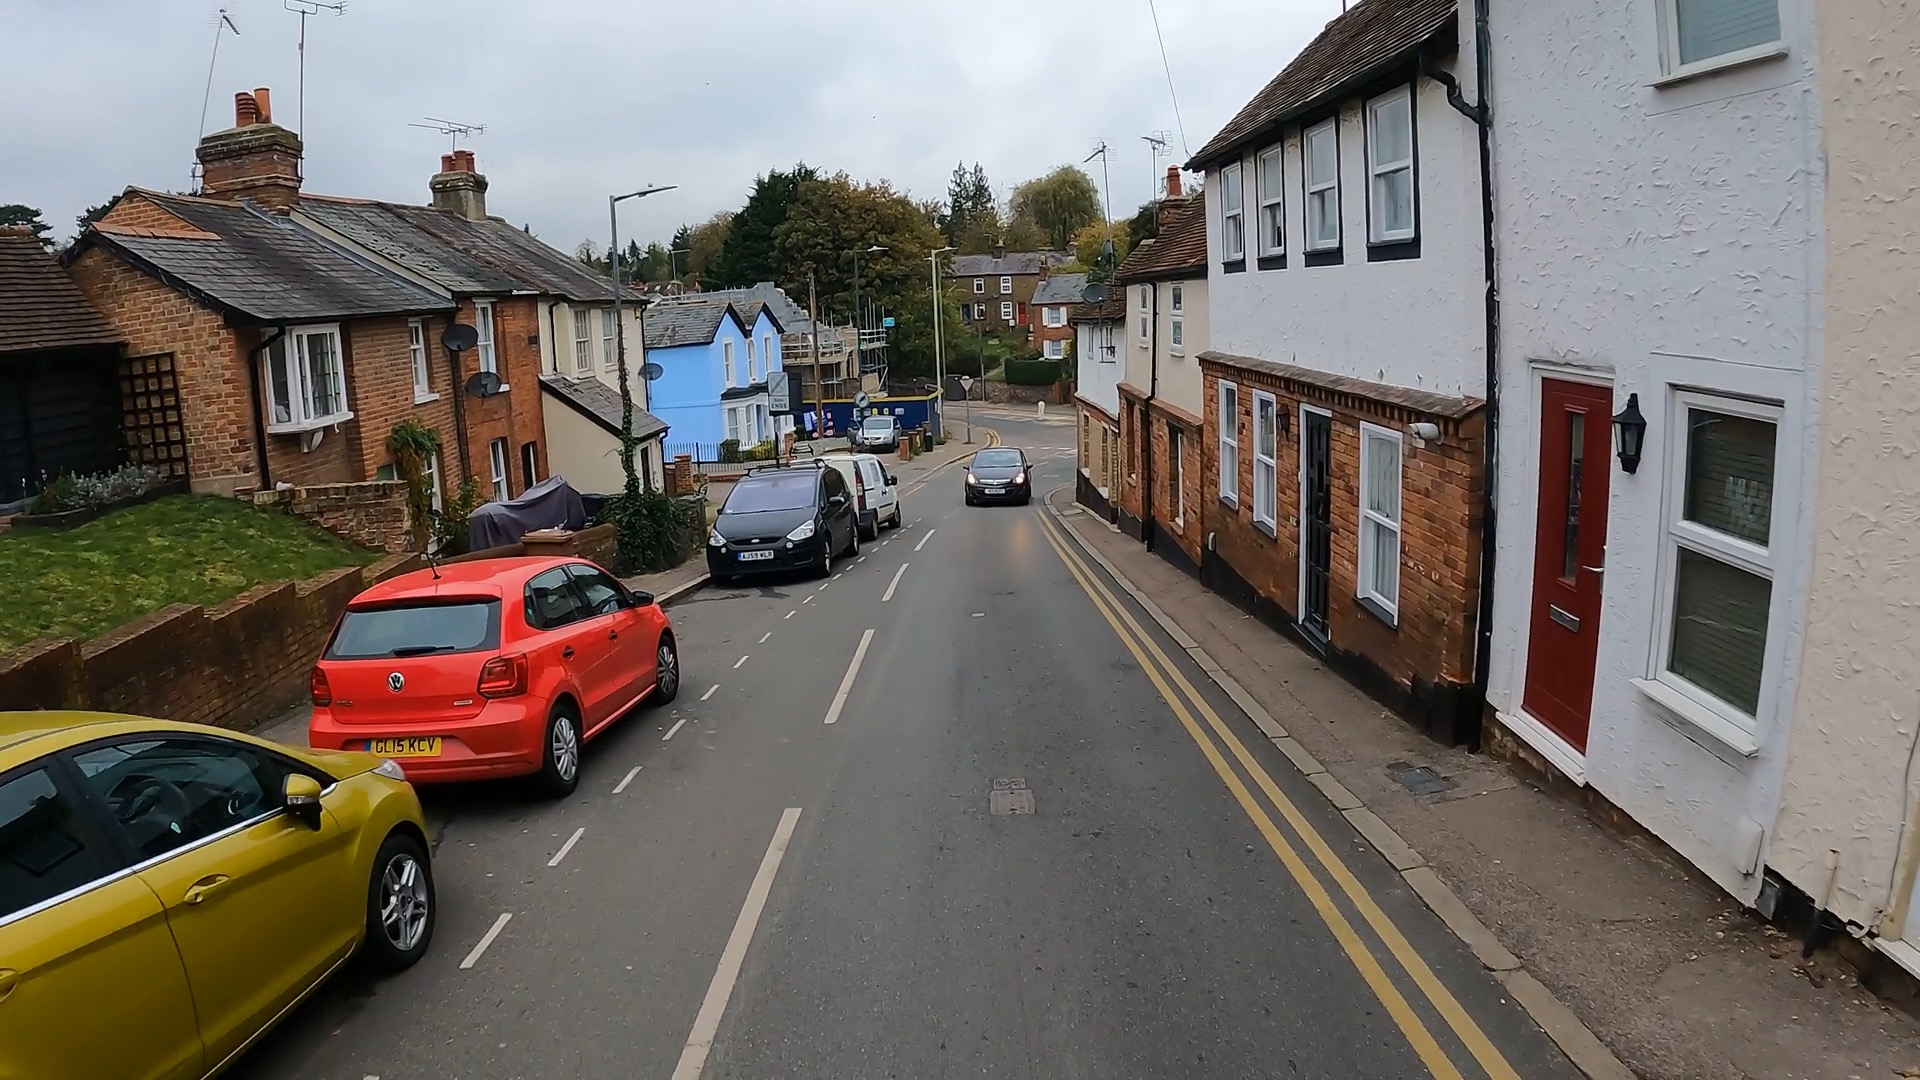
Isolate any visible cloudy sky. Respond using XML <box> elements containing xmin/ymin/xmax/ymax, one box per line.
<box><xmin>6</xmin><ymin>0</ymin><xmax>1344</xmax><ymax>249</ymax></box>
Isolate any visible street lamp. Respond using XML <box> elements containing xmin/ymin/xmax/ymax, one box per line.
<box><xmin>928</xmin><ymin>245</ymin><xmax>954</xmax><ymax>439</ymax></box>
<box><xmin>609</xmin><ymin>184</ymin><xmax>676</xmax><ymax>503</ymax></box>
<box><xmin>668</xmin><ymin>246</ymin><xmax>690</xmax><ymax>285</ymax></box>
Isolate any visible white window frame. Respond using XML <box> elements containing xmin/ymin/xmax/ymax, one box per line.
<box><xmin>1169</xmin><ymin>284</ymin><xmax>1185</xmax><ymax>357</ymax></box>
<box><xmin>1638</xmin><ymin>390</ymin><xmax>1784</xmax><ymax>752</ymax></box>
<box><xmin>762</xmin><ymin>334</ymin><xmax>774</xmax><ymax>374</ymax></box>
<box><xmin>725</xmin><ymin>405</ymin><xmax>743</xmax><ymax>444</ymax></box>
<box><xmin>1256</xmin><ymin>145</ymin><xmax>1285</xmax><ymax>259</ymax></box>
<box><xmin>1043</xmin><ymin>338</ymin><xmax>1066</xmax><ymax>360</ymax></box>
<box><xmin>1304</xmin><ymin>118</ymin><xmax>1341</xmax><ymax>253</ymax></box>
<box><xmin>600</xmin><ymin>308</ymin><xmax>616</xmax><ymax>372</ymax></box>
<box><xmin>426</xmin><ymin>449</ymin><xmax>444</xmax><ymax>513</ymax></box>
<box><xmin>1217</xmin><ymin>382</ymin><xmax>1239</xmax><ymax>507</ymax></box>
<box><xmin>973</xmin><ymin>278</ymin><xmax>985</xmax><ymax>294</ymax></box>
<box><xmin>573</xmin><ymin>308</ymin><xmax>594</xmax><ymax>374</ymax></box>
<box><xmin>408</xmin><ymin>318</ymin><xmax>433</xmax><ymax>403</ymax></box>
<box><xmin>1656</xmin><ymin>0</ymin><xmax>1787</xmax><ymax>82</ymax></box>
<box><xmin>1220</xmin><ymin>161</ymin><xmax>1246</xmax><ymax>262</ymax></box>
<box><xmin>488</xmin><ymin>438</ymin><xmax>509</xmax><ymax>502</ymax></box>
<box><xmin>474</xmin><ymin>300</ymin><xmax>498</xmax><ymax>376</ymax></box>
<box><xmin>1252</xmin><ymin>390</ymin><xmax>1278</xmax><ymax>531</ymax></box>
<box><xmin>1356</xmin><ymin>423</ymin><xmax>1403</xmax><ymax>621</ymax></box>
<box><xmin>263</xmin><ymin>323</ymin><xmax>352</xmax><ymax>433</ymax></box>
<box><xmin>1137</xmin><ymin>286</ymin><xmax>1151</xmax><ymax>346</ymax></box>
<box><xmin>723</xmin><ymin>339</ymin><xmax>736</xmax><ymax>386</ymax></box>
<box><xmin>1366</xmin><ymin>88</ymin><xmax>1416</xmax><ymax>245</ymax></box>
<box><xmin>1000</xmin><ymin>300</ymin><xmax>1014</xmax><ymax>322</ymax></box>
<box><xmin>1000</xmin><ymin>276</ymin><xmax>1013</xmax><ymax>295</ymax></box>
<box><xmin>746</xmin><ymin>335</ymin><xmax>758</xmax><ymax>382</ymax></box>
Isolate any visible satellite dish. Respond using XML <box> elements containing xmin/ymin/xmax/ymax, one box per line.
<box><xmin>465</xmin><ymin>370</ymin><xmax>504</xmax><ymax>398</ymax></box>
<box><xmin>639</xmin><ymin>362</ymin><xmax>665</xmax><ymax>382</ymax></box>
<box><xmin>442</xmin><ymin>323</ymin><xmax>479</xmax><ymax>353</ymax></box>
<box><xmin>1084</xmin><ymin>283</ymin><xmax>1109</xmax><ymax>303</ymax></box>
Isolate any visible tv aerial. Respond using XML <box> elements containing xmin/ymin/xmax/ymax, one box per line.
<box><xmin>284</xmin><ymin>1</ymin><xmax>346</xmax><ymax>136</ymax></box>
<box><xmin>1143</xmin><ymin>131</ymin><xmax>1175</xmax><ymax>199</ymax></box>
<box><xmin>410</xmin><ymin>116</ymin><xmax>488</xmax><ymax>153</ymax></box>
<box><xmin>1084</xmin><ymin>139</ymin><xmax>1115</xmax><ymax>222</ymax></box>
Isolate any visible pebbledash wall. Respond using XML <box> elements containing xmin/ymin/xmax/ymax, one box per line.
<box><xmin>0</xmin><ymin>551</ymin><xmax>421</xmax><ymax>730</ymax></box>
<box><xmin>1482</xmin><ymin>0</ymin><xmax>1824</xmax><ymax>904</ymax></box>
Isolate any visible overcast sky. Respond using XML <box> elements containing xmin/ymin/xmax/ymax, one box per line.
<box><xmin>6</xmin><ymin>0</ymin><xmax>1344</xmax><ymax>250</ymax></box>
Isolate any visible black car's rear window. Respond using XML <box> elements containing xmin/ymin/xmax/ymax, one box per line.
<box><xmin>325</xmin><ymin>600</ymin><xmax>503</xmax><ymax>660</ymax></box>
<box><xmin>973</xmin><ymin>449</ymin><xmax>1022</xmax><ymax>468</ymax></box>
<box><xmin>724</xmin><ymin>473</ymin><xmax>818</xmax><ymax>513</ymax></box>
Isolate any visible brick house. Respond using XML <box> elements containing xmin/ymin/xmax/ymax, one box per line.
<box><xmin>1185</xmin><ymin>0</ymin><xmax>1490</xmax><ymax>744</ymax></box>
<box><xmin>1071</xmin><ymin>286</ymin><xmax>1126</xmax><ymax>522</ymax></box>
<box><xmin>1112</xmin><ymin>184</ymin><xmax>1209</xmax><ymax>570</ymax></box>
<box><xmin>950</xmin><ymin>247</ymin><xmax>1074</xmax><ymax>339</ymax></box>
<box><xmin>1029</xmin><ymin>271</ymin><xmax>1088</xmax><ymax>362</ymax></box>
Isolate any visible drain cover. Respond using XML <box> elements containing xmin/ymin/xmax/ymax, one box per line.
<box><xmin>990</xmin><ymin>777</ymin><xmax>1034</xmax><ymax>815</ymax></box>
<box><xmin>1388</xmin><ymin>762</ymin><xmax>1458</xmax><ymax>798</ymax></box>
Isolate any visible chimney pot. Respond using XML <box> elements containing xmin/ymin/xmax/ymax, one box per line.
<box><xmin>993</xmin><ymin>243</ymin><xmax>1007</xmax><ymax>259</ymax></box>
<box><xmin>253</xmin><ymin>88</ymin><xmax>272</xmax><ymax>124</ymax></box>
<box><xmin>441</xmin><ymin>152</ymin><xmax>456</xmax><ymax>173</ymax></box>
<box><xmin>1165</xmin><ymin>166</ymin><xmax>1182</xmax><ymax>199</ymax></box>
<box><xmin>452</xmin><ymin>149</ymin><xmax>476</xmax><ymax>172</ymax></box>
<box><xmin>234</xmin><ymin>92</ymin><xmax>258</xmax><ymax>127</ymax></box>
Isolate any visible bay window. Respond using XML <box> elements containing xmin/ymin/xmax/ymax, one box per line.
<box><xmin>264</xmin><ymin>324</ymin><xmax>350</xmax><ymax>431</ymax></box>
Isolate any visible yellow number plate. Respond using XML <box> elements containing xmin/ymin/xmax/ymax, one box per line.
<box><xmin>367</xmin><ymin>737</ymin><xmax>442</xmax><ymax>757</ymax></box>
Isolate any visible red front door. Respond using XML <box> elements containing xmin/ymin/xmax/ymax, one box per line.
<box><xmin>1521</xmin><ymin>379</ymin><xmax>1614</xmax><ymax>752</ymax></box>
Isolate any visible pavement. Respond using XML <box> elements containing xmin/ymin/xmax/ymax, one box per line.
<box><xmin>226</xmin><ymin>413</ymin><xmax>1595</xmax><ymax>1079</ymax></box>
<box><xmin>1045</xmin><ymin>470</ymin><xmax>1920</xmax><ymax>1079</ymax></box>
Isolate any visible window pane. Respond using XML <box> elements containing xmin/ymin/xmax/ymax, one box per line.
<box><xmin>328</xmin><ymin>600</ymin><xmax>502</xmax><ymax>659</ymax></box>
<box><xmin>1256</xmin><ymin>398</ymin><xmax>1276</xmax><ymax>458</ymax></box>
<box><xmin>1366</xmin><ymin>517</ymin><xmax>1400</xmax><ymax>600</ymax></box>
<box><xmin>526</xmin><ymin>568</ymin><xmax>587</xmax><ymax>630</ymax></box>
<box><xmin>1307</xmin><ymin>125</ymin><xmax>1337</xmax><ymax>186</ymax></box>
<box><xmin>1377</xmin><ymin>168</ymin><xmax>1414</xmax><ymax>236</ymax></box>
<box><xmin>74</xmin><ymin>740</ymin><xmax>282</xmax><ymax>862</ymax></box>
<box><xmin>1676</xmin><ymin>0</ymin><xmax>1780</xmax><ymax>65</ymax></box>
<box><xmin>1263</xmin><ymin>203</ymin><xmax>1285</xmax><ymax>252</ymax></box>
<box><xmin>1683</xmin><ymin>409</ymin><xmax>1775</xmax><ymax>545</ymax></box>
<box><xmin>1563</xmin><ymin>413</ymin><xmax>1585</xmax><ymax>578</ymax></box>
<box><xmin>568</xmin><ymin>567</ymin><xmax>626</xmax><ymax>616</ymax></box>
<box><xmin>1310</xmin><ymin>190</ymin><xmax>1339</xmax><ymax>245</ymax></box>
<box><xmin>0</xmin><ymin>768</ymin><xmax>112</xmax><ymax>919</ymax></box>
<box><xmin>1668</xmin><ymin>547</ymin><xmax>1770</xmax><ymax>715</ymax></box>
<box><xmin>268</xmin><ymin>339</ymin><xmax>293</xmax><ymax>423</ymax></box>
<box><xmin>1222</xmin><ymin>164</ymin><xmax>1241</xmax><ymax>206</ymax></box>
<box><xmin>1258</xmin><ymin>148</ymin><xmax>1282</xmax><ymax>202</ymax></box>
<box><xmin>1365</xmin><ymin>435</ymin><xmax>1399</xmax><ymax>519</ymax></box>
<box><xmin>1371</xmin><ymin>95</ymin><xmax>1411</xmax><ymax>164</ymax></box>
<box><xmin>303</xmin><ymin>332</ymin><xmax>340</xmax><ymax>416</ymax></box>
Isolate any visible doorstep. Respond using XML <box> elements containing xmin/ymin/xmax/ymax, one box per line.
<box><xmin>1044</xmin><ymin>486</ymin><xmax>1920</xmax><ymax>1080</ymax></box>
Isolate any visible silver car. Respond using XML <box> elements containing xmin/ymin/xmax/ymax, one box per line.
<box><xmin>855</xmin><ymin>414</ymin><xmax>900</xmax><ymax>450</ymax></box>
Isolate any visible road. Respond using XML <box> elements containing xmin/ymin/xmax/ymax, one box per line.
<box><xmin>231</xmin><ymin>413</ymin><xmax>1580</xmax><ymax>1080</ymax></box>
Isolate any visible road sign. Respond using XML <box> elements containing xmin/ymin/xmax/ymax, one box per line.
<box><xmin>957</xmin><ymin>376</ymin><xmax>974</xmax><ymax>392</ymax></box>
<box><xmin>882</xmin><ymin>316</ymin><xmax>896</xmax><ymax>329</ymax></box>
<box><xmin>854</xmin><ymin>391</ymin><xmax>870</xmax><ymax>409</ymax></box>
<box><xmin>766</xmin><ymin>370</ymin><xmax>792</xmax><ymax>415</ymax></box>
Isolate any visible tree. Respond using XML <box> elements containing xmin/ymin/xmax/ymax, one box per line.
<box><xmin>1071</xmin><ymin>220</ymin><xmax>1135</xmax><ymax>284</ymax></box>
<box><xmin>683</xmin><ymin>211</ymin><xmax>732</xmax><ymax>282</ymax></box>
<box><xmin>940</xmin><ymin>161</ymin><xmax>998</xmax><ymax>248</ymax></box>
<box><xmin>709</xmin><ymin>164</ymin><xmax>819</xmax><ymax>288</ymax></box>
<box><xmin>0</xmin><ymin>205</ymin><xmax>52</xmax><ymax>246</ymax></box>
<box><xmin>76</xmin><ymin>195</ymin><xmax>121</xmax><ymax>235</ymax></box>
<box><xmin>574</xmin><ymin>239</ymin><xmax>604</xmax><ymax>271</ymax></box>
<box><xmin>1009</xmin><ymin>166</ymin><xmax>1102</xmax><ymax>252</ymax></box>
<box><xmin>1127</xmin><ymin>201</ymin><xmax>1161</xmax><ymax>248</ymax></box>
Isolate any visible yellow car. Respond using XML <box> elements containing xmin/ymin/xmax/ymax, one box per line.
<box><xmin>0</xmin><ymin>711</ymin><xmax>436</xmax><ymax>1080</ymax></box>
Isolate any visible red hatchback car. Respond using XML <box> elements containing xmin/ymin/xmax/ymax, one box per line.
<box><xmin>308</xmin><ymin>557</ymin><xmax>680</xmax><ymax>797</ymax></box>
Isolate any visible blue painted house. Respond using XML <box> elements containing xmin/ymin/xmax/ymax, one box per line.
<box><xmin>643</xmin><ymin>297</ymin><xmax>788</xmax><ymax>451</ymax></box>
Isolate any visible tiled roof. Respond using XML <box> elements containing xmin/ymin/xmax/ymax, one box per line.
<box><xmin>1116</xmin><ymin>198</ymin><xmax>1207</xmax><ymax>282</ymax></box>
<box><xmin>0</xmin><ymin>232</ymin><xmax>122</xmax><ymax>354</ymax></box>
<box><xmin>693</xmin><ymin>283</ymin><xmax>810</xmax><ymax>334</ymax></box>
<box><xmin>1070</xmin><ymin>286</ymin><xmax>1127</xmax><ymax>323</ymax></box>
<box><xmin>80</xmin><ymin>191</ymin><xmax>451</xmax><ymax>325</ymax></box>
<box><xmin>378</xmin><ymin>203</ymin><xmax>611</xmax><ymax>303</ymax></box>
<box><xmin>643</xmin><ymin>298</ymin><xmax>742</xmax><ymax>349</ymax></box>
<box><xmin>539</xmin><ymin>374</ymin><xmax>669</xmax><ymax>441</ymax></box>
<box><xmin>950</xmin><ymin>250</ymin><xmax>1074</xmax><ymax>277</ymax></box>
<box><xmin>1031</xmin><ymin>272</ymin><xmax>1091</xmax><ymax>306</ymax></box>
<box><xmin>297</xmin><ymin>197</ymin><xmax>524</xmax><ymax>296</ymax></box>
<box><xmin>1187</xmin><ymin>0</ymin><xmax>1457</xmax><ymax>170</ymax></box>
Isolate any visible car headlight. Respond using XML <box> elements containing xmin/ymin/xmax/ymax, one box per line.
<box><xmin>1014</xmin><ymin>471</ymin><xmax>1027</xmax><ymax>484</ymax></box>
<box><xmin>372</xmin><ymin>759</ymin><xmax>407</xmax><ymax>781</ymax></box>
<box><xmin>787</xmin><ymin>519</ymin><xmax>816</xmax><ymax>541</ymax></box>
<box><xmin>966</xmin><ymin>472</ymin><xmax>977</xmax><ymax>484</ymax></box>
<box><xmin>707</xmin><ymin>527</ymin><xmax>726</xmax><ymax>548</ymax></box>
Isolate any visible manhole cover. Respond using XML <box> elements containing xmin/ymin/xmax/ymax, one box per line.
<box><xmin>1387</xmin><ymin>761</ymin><xmax>1458</xmax><ymax>798</ymax></box>
<box><xmin>990</xmin><ymin>777</ymin><xmax>1034</xmax><ymax>815</ymax></box>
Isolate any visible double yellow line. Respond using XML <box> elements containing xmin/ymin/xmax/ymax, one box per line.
<box><xmin>1034</xmin><ymin>509</ymin><xmax>1522</xmax><ymax>1080</ymax></box>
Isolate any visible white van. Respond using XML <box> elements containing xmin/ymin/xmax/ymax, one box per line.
<box><xmin>816</xmin><ymin>452</ymin><xmax>901</xmax><ymax>540</ymax></box>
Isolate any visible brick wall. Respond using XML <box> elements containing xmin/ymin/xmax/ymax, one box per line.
<box><xmin>250</xmin><ymin>480</ymin><xmax>411</xmax><ymax>552</ymax></box>
<box><xmin>455</xmin><ymin>297</ymin><xmax>548</xmax><ymax>498</ymax></box>
<box><xmin>67</xmin><ymin>246</ymin><xmax>250</xmax><ymax>490</ymax></box>
<box><xmin>0</xmin><ymin>553</ymin><xmax>419</xmax><ymax>730</ymax></box>
<box><xmin>1147</xmin><ymin>401</ymin><xmax>1205</xmax><ymax>568</ymax></box>
<box><xmin>1200</xmin><ymin>356</ymin><xmax>1485</xmax><ymax>741</ymax></box>
<box><xmin>1117</xmin><ymin>389</ymin><xmax>1146</xmax><ymax>534</ymax></box>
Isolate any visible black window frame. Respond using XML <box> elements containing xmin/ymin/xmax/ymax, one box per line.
<box><xmin>524</xmin><ymin>566</ymin><xmax>593</xmax><ymax>631</ymax></box>
<box><xmin>64</xmin><ymin>734</ymin><xmax>308</xmax><ymax>868</ymax></box>
<box><xmin>323</xmin><ymin>598</ymin><xmax>504</xmax><ymax>661</ymax></box>
<box><xmin>0</xmin><ymin>756</ymin><xmax>123</xmax><ymax>926</ymax></box>
<box><xmin>1362</xmin><ymin>79</ymin><xmax>1422</xmax><ymax>263</ymax></box>
<box><xmin>1300</xmin><ymin>109</ymin><xmax>1345</xmax><ymax>268</ymax></box>
<box><xmin>564</xmin><ymin>562</ymin><xmax>634</xmax><ymax>617</ymax></box>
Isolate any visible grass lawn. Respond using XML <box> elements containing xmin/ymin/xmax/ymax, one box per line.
<box><xmin>0</xmin><ymin>494</ymin><xmax>377</xmax><ymax>654</ymax></box>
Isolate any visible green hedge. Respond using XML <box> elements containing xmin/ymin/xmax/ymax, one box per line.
<box><xmin>1003</xmin><ymin>358</ymin><xmax>1063</xmax><ymax>386</ymax></box>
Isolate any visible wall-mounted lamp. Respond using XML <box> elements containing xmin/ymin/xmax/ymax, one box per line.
<box><xmin>1613</xmin><ymin>392</ymin><xmax>1647</xmax><ymax>474</ymax></box>
<box><xmin>1408</xmin><ymin>421</ymin><xmax>1440</xmax><ymax>442</ymax></box>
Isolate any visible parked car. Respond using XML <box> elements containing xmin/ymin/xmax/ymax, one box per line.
<box><xmin>707</xmin><ymin>463</ymin><xmax>859</xmax><ymax>582</ymax></box>
<box><xmin>964</xmin><ymin>446</ymin><xmax>1033</xmax><ymax>505</ymax></box>
<box><xmin>0</xmin><ymin>710</ymin><xmax>434</xmax><ymax>1080</ymax></box>
<box><xmin>817</xmin><ymin>451</ymin><xmax>903</xmax><ymax>540</ymax></box>
<box><xmin>308</xmin><ymin>557</ymin><xmax>679</xmax><ymax>798</ymax></box>
<box><xmin>853</xmin><ymin>414</ymin><xmax>901</xmax><ymax>451</ymax></box>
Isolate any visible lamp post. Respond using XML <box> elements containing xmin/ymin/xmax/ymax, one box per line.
<box><xmin>668</xmin><ymin>246</ymin><xmax>690</xmax><ymax>286</ymax></box>
<box><xmin>609</xmin><ymin>185</ymin><xmax>676</xmax><ymax>504</ymax></box>
<box><xmin>928</xmin><ymin>245</ymin><xmax>954</xmax><ymax>439</ymax></box>
<box><xmin>851</xmin><ymin>245</ymin><xmax>887</xmax><ymax>392</ymax></box>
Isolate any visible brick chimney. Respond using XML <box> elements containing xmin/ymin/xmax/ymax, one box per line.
<box><xmin>1157</xmin><ymin>167</ymin><xmax>1186</xmax><ymax>231</ymax></box>
<box><xmin>196</xmin><ymin>89</ymin><xmax>304</xmax><ymax>212</ymax></box>
<box><xmin>993</xmin><ymin>242</ymin><xmax>1007</xmax><ymax>260</ymax></box>
<box><xmin>430</xmin><ymin>149</ymin><xmax>490</xmax><ymax>222</ymax></box>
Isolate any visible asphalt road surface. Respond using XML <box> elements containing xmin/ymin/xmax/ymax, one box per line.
<box><xmin>231</xmin><ymin>414</ymin><xmax>1580</xmax><ymax>1080</ymax></box>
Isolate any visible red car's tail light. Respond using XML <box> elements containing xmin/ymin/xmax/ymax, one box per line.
<box><xmin>478</xmin><ymin>654</ymin><xmax>529</xmax><ymax>698</ymax></box>
<box><xmin>309</xmin><ymin>666</ymin><xmax>332</xmax><ymax>707</ymax></box>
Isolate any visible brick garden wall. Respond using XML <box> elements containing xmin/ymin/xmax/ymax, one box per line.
<box><xmin>0</xmin><ymin>552</ymin><xmax>421</xmax><ymax>731</ymax></box>
<box><xmin>250</xmin><ymin>480</ymin><xmax>412</xmax><ymax>553</ymax></box>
